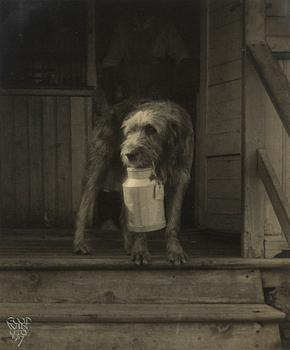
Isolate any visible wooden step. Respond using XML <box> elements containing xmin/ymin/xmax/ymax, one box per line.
<box><xmin>1</xmin><ymin>257</ymin><xmax>290</xmax><ymax>270</ymax></box>
<box><xmin>0</xmin><ymin>303</ymin><xmax>285</xmax><ymax>323</ymax></box>
<box><xmin>0</xmin><ymin>269</ymin><xmax>264</xmax><ymax>303</ymax></box>
<box><xmin>0</xmin><ymin>318</ymin><xmax>282</xmax><ymax>350</ymax></box>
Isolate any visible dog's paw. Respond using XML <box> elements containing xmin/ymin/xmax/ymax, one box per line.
<box><xmin>167</xmin><ymin>237</ymin><xmax>187</xmax><ymax>265</ymax></box>
<box><xmin>73</xmin><ymin>241</ymin><xmax>90</xmax><ymax>255</ymax></box>
<box><xmin>131</xmin><ymin>237</ymin><xmax>151</xmax><ymax>265</ymax></box>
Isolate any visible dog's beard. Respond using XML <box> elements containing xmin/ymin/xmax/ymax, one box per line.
<box><xmin>121</xmin><ymin>137</ymin><xmax>161</xmax><ymax>169</ymax></box>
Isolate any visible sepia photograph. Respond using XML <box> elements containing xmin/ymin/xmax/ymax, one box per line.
<box><xmin>0</xmin><ymin>0</ymin><xmax>290</xmax><ymax>349</ymax></box>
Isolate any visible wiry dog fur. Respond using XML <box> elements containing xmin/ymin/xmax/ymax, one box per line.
<box><xmin>74</xmin><ymin>99</ymin><xmax>194</xmax><ymax>264</ymax></box>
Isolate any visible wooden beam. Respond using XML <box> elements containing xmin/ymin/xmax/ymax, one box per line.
<box><xmin>195</xmin><ymin>0</ymin><xmax>208</xmax><ymax>228</ymax></box>
<box><xmin>245</xmin><ymin>0</ymin><xmax>266</xmax><ymax>44</ymax></box>
<box><xmin>242</xmin><ymin>0</ymin><xmax>267</xmax><ymax>258</ymax></box>
<box><xmin>0</xmin><ymin>88</ymin><xmax>95</xmax><ymax>97</ymax></box>
<box><xmin>248</xmin><ymin>41</ymin><xmax>290</xmax><ymax>140</ymax></box>
<box><xmin>257</xmin><ymin>149</ymin><xmax>290</xmax><ymax>246</ymax></box>
<box><xmin>86</xmin><ymin>0</ymin><xmax>97</xmax><ymax>87</ymax></box>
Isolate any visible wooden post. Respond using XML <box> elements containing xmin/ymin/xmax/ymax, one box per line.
<box><xmin>195</xmin><ymin>0</ymin><xmax>208</xmax><ymax>228</ymax></box>
<box><xmin>87</xmin><ymin>0</ymin><xmax>97</xmax><ymax>87</ymax></box>
<box><xmin>242</xmin><ymin>0</ymin><xmax>266</xmax><ymax>257</ymax></box>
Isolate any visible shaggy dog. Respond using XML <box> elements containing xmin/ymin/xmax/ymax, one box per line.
<box><xmin>73</xmin><ymin>99</ymin><xmax>194</xmax><ymax>264</ymax></box>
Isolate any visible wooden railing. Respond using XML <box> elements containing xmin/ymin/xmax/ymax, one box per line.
<box><xmin>248</xmin><ymin>42</ymin><xmax>290</xmax><ymax>247</ymax></box>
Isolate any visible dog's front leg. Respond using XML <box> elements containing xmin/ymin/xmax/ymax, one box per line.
<box><xmin>165</xmin><ymin>178</ymin><xmax>189</xmax><ymax>264</ymax></box>
<box><xmin>120</xmin><ymin>204</ymin><xmax>134</xmax><ymax>255</ymax></box>
<box><xmin>131</xmin><ymin>232</ymin><xmax>151</xmax><ymax>265</ymax></box>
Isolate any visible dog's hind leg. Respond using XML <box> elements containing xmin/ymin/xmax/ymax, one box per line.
<box><xmin>74</xmin><ymin>132</ymin><xmax>113</xmax><ymax>254</ymax></box>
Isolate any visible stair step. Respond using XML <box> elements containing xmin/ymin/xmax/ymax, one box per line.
<box><xmin>1</xmin><ymin>257</ymin><xmax>290</xmax><ymax>270</ymax></box>
<box><xmin>0</xmin><ymin>269</ymin><xmax>264</xmax><ymax>303</ymax></box>
<box><xmin>0</xmin><ymin>303</ymin><xmax>285</xmax><ymax>323</ymax></box>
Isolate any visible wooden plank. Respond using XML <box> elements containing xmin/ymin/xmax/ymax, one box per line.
<box><xmin>257</xmin><ymin>149</ymin><xmax>290</xmax><ymax>245</ymax></box>
<box><xmin>209</xmin><ymin>21</ymin><xmax>242</xmax><ymax>49</ymax></box>
<box><xmin>245</xmin><ymin>0</ymin><xmax>266</xmax><ymax>43</ymax></box>
<box><xmin>208</xmin><ymin>179</ymin><xmax>241</xmax><ymax>199</ymax></box>
<box><xmin>14</xmin><ymin>96</ymin><xmax>30</xmax><ymax>226</ymax></box>
<box><xmin>0</xmin><ymin>96</ymin><xmax>15</xmax><ymax>226</ymax></box>
<box><xmin>210</xmin><ymin>2</ymin><xmax>242</xmax><ymax>29</ymax></box>
<box><xmin>0</xmin><ymin>270</ymin><xmax>264</xmax><ymax>303</ymax></box>
<box><xmin>0</xmin><ymin>88</ymin><xmax>94</xmax><ymax>97</ymax></box>
<box><xmin>43</xmin><ymin>97</ymin><xmax>57</xmax><ymax>227</ymax></box>
<box><xmin>195</xmin><ymin>0</ymin><xmax>208</xmax><ymax>228</ymax></box>
<box><xmin>87</xmin><ymin>0</ymin><xmax>97</xmax><ymax>86</ymax></box>
<box><xmin>207</xmin><ymin>98</ymin><xmax>241</xmax><ymax>134</ymax></box>
<box><xmin>206</xmin><ymin>131</ymin><xmax>241</xmax><ymax>155</ymax></box>
<box><xmin>208</xmin><ymin>80</ymin><xmax>241</xmax><ymax>104</ymax></box>
<box><xmin>243</xmin><ymin>0</ymin><xmax>267</xmax><ymax>258</ymax></box>
<box><xmin>209</xmin><ymin>37</ymin><xmax>241</xmax><ymax>67</ymax></box>
<box><xmin>264</xmin><ymin>239</ymin><xmax>289</xmax><ymax>258</ymax></box>
<box><xmin>207</xmin><ymin>156</ymin><xmax>241</xmax><ymax>180</ymax></box>
<box><xmin>0</xmin><ymin>322</ymin><xmax>282</xmax><ymax>350</ymax></box>
<box><xmin>248</xmin><ymin>42</ymin><xmax>290</xmax><ymax>139</ymax></box>
<box><xmin>207</xmin><ymin>198</ymin><xmax>241</xmax><ymax>215</ymax></box>
<box><xmin>206</xmin><ymin>213</ymin><xmax>241</xmax><ymax>233</ymax></box>
<box><xmin>267</xmin><ymin>36</ymin><xmax>290</xmax><ymax>52</ymax></box>
<box><xmin>0</xmin><ymin>257</ymin><xmax>289</xmax><ymax>271</ymax></box>
<box><xmin>28</xmin><ymin>96</ymin><xmax>43</xmax><ymax>225</ymax></box>
<box><xmin>0</xmin><ymin>303</ymin><xmax>284</xmax><ymax>323</ymax></box>
<box><xmin>266</xmin><ymin>0</ymin><xmax>289</xmax><ymax>16</ymax></box>
<box><xmin>56</xmin><ymin>97</ymin><xmax>72</xmax><ymax>226</ymax></box>
<box><xmin>267</xmin><ymin>16</ymin><xmax>290</xmax><ymax>37</ymax></box>
<box><xmin>209</xmin><ymin>0</ymin><xmax>241</xmax><ymax>12</ymax></box>
<box><xmin>86</xmin><ymin>96</ymin><xmax>94</xmax><ymax>226</ymax></box>
<box><xmin>71</xmin><ymin>97</ymin><xmax>87</xmax><ymax>219</ymax></box>
<box><xmin>209</xmin><ymin>60</ymin><xmax>242</xmax><ymax>86</ymax></box>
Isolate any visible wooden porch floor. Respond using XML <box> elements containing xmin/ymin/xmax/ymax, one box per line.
<box><xmin>0</xmin><ymin>228</ymin><xmax>240</xmax><ymax>259</ymax></box>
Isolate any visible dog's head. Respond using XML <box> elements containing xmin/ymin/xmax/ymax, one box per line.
<box><xmin>120</xmin><ymin>109</ymin><xmax>166</xmax><ymax>168</ymax></box>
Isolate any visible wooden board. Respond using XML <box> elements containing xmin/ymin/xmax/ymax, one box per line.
<box><xmin>0</xmin><ymin>303</ymin><xmax>284</xmax><ymax>323</ymax></box>
<box><xmin>28</xmin><ymin>96</ymin><xmax>43</xmax><ymax>225</ymax></box>
<box><xmin>206</xmin><ymin>213</ymin><xmax>241</xmax><ymax>233</ymax></box>
<box><xmin>0</xmin><ymin>96</ymin><xmax>15</xmax><ymax>226</ymax></box>
<box><xmin>210</xmin><ymin>2</ymin><xmax>242</xmax><ymax>29</ymax></box>
<box><xmin>56</xmin><ymin>97</ymin><xmax>72</xmax><ymax>226</ymax></box>
<box><xmin>14</xmin><ymin>96</ymin><xmax>30</xmax><ymax>226</ymax></box>
<box><xmin>242</xmin><ymin>54</ymin><xmax>266</xmax><ymax>258</ymax></box>
<box><xmin>209</xmin><ymin>60</ymin><xmax>242</xmax><ymax>86</ymax></box>
<box><xmin>207</xmin><ymin>156</ymin><xmax>241</xmax><ymax>180</ymax></box>
<box><xmin>42</xmin><ymin>97</ymin><xmax>57</xmax><ymax>227</ymax></box>
<box><xmin>0</xmin><ymin>270</ymin><xmax>264</xmax><ymax>304</ymax></box>
<box><xmin>0</xmin><ymin>322</ymin><xmax>281</xmax><ymax>350</ymax></box>
<box><xmin>267</xmin><ymin>16</ymin><xmax>290</xmax><ymax>37</ymax></box>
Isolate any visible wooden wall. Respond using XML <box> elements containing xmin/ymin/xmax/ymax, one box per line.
<box><xmin>266</xmin><ymin>0</ymin><xmax>290</xmax><ymax>52</ymax></box>
<box><xmin>197</xmin><ymin>0</ymin><xmax>242</xmax><ymax>234</ymax></box>
<box><xmin>0</xmin><ymin>91</ymin><xmax>93</xmax><ymax>228</ymax></box>
<box><xmin>261</xmin><ymin>60</ymin><xmax>290</xmax><ymax>257</ymax></box>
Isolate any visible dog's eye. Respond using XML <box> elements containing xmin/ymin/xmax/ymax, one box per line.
<box><xmin>145</xmin><ymin>125</ymin><xmax>157</xmax><ymax>135</ymax></box>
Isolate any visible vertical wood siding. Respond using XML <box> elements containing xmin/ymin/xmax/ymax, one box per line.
<box><xmin>263</xmin><ymin>60</ymin><xmax>290</xmax><ymax>257</ymax></box>
<box><xmin>199</xmin><ymin>0</ymin><xmax>242</xmax><ymax>233</ymax></box>
<box><xmin>0</xmin><ymin>94</ymin><xmax>92</xmax><ymax>228</ymax></box>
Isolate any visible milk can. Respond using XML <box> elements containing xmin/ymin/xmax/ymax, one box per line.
<box><xmin>122</xmin><ymin>167</ymin><xmax>166</xmax><ymax>232</ymax></box>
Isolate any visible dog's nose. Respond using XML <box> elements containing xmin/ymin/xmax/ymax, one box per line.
<box><xmin>126</xmin><ymin>152</ymin><xmax>136</xmax><ymax>161</ymax></box>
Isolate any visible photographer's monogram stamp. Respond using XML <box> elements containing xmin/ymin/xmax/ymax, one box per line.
<box><xmin>6</xmin><ymin>317</ymin><xmax>32</xmax><ymax>347</ymax></box>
